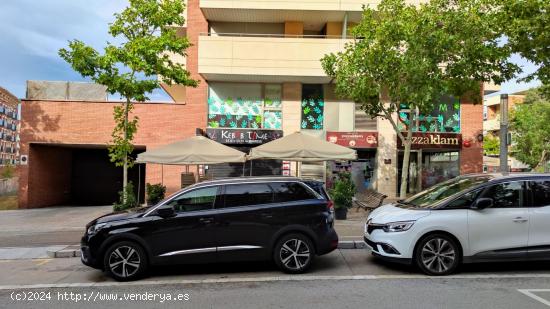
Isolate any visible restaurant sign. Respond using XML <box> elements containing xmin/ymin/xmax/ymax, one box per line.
<box><xmin>326</xmin><ymin>131</ymin><xmax>378</xmax><ymax>148</ymax></box>
<box><xmin>397</xmin><ymin>132</ymin><xmax>462</xmax><ymax>149</ymax></box>
<box><xmin>206</xmin><ymin>128</ymin><xmax>283</xmax><ymax>145</ymax></box>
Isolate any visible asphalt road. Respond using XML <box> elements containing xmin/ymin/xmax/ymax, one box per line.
<box><xmin>1</xmin><ymin>249</ymin><xmax>550</xmax><ymax>308</ymax></box>
<box><xmin>1</xmin><ymin>277</ymin><xmax>549</xmax><ymax>309</ymax></box>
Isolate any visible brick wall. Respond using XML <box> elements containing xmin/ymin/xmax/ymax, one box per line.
<box><xmin>26</xmin><ymin>145</ymin><xmax>72</xmax><ymax>207</ymax></box>
<box><xmin>19</xmin><ymin>100</ymin><xmax>205</xmax><ymax>208</ymax></box>
<box><xmin>184</xmin><ymin>0</ymin><xmax>208</xmax><ymax>109</ymax></box>
<box><xmin>460</xmin><ymin>96</ymin><xmax>484</xmax><ymax>174</ymax></box>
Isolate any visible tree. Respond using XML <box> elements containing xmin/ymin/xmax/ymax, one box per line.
<box><xmin>511</xmin><ymin>88</ymin><xmax>550</xmax><ymax>171</ymax></box>
<box><xmin>489</xmin><ymin>0</ymin><xmax>550</xmax><ymax>98</ymax></box>
<box><xmin>322</xmin><ymin>0</ymin><xmax>518</xmax><ymax>198</ymax></box>
<box><xmin>483</xmin><ymin>134</ymin><xmax>500</xmax><ymax>156</ymax></box>
<box><xmin>59</xmin><ymin>0</ymin><xmax>198</xmax><ymax>200</ymax></box>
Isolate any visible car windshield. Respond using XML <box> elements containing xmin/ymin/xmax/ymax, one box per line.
<box><xmin>402</xmin><ymin>175</ymin><xmax>492</xmax><ymax>208</ymax></box>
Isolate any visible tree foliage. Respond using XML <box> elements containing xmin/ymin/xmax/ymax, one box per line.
<box><xmin>322</xmin><ymin>0</ymin><xmax>518</xmax><ymax>197</ymax></box>
<box><xmin>59</xmin><ymin>0</ymin><xmax>198</xmax><ymax>196</ymax></box>
<box><xmin>488</xmin><ymin>0</ymin><xmax>550</xmax><ymax>98</ymax></box>
<box><xmin>483</xmin><ymin>134</ymin><xmax>500</xmax><ymax>156</ymax></box>
<box><xmin>511</xmin><ymin>88</ymin><xmax>550</xmax><ymax>170</ymax></box>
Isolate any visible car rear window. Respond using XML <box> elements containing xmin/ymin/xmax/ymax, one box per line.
<box><xmin>303</xmin><ymin>181</ymin><xmax>329</xmax><ymax>200</ymax></box>
<box><xmin>530</xmin><ymin>180</ymin><xmax>550</xmax><ymax>207</ymax></box>
<box><xmin>270</xmin><ymin>182</ymin><xmax>317</xmax><ymax>203</ymax></box>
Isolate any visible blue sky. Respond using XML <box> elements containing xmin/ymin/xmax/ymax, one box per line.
<box><xmin>0</xmin><ymin>0</ymin><xmax>541</xmax><ymax>101</ymax></box>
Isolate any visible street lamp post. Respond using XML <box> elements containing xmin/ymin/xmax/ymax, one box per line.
<box><xmin>499</xmin><ymin>94</ymin><xmax>509</xmax><ymax>175</ymax></box>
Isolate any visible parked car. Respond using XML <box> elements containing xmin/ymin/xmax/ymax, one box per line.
<box><xmin>364</xmin><ymin>173</ymin><xmax>550</xmax><ymax>275</ymax></box>
<box><xmin>81</xmin><ymin>177</ymin><xmax>338</xmax><ymax>281</ymax></box>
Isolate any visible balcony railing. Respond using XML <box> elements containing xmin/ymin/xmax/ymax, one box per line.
<box><xmin>205</xmin><ymin>33</ymin><xmax>349</xmax><ymax>39</ymax></box>
<box><xmin>198</xmin><ymin>33</ymin><xmax>352</xmax><ymax>81</ymax></box>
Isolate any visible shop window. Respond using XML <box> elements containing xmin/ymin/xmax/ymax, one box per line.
<box><xmin>207</xmin><ymin>83</ymin><xmax>282</xmax><ymax>130</ymax></box>
<box><xmin>398</xmin><ymin>96</ymin><xmax>460</xmax><ymax>133</ymax></box>
<box><xmin>301</xmin><ymin>84</ymin><xmax>324</xmax><ymax>130</ymax></box>
<box><xmin>421</xmin><ymin>151</ymin><xmax>460</xmax><ymax>189</ymax></box>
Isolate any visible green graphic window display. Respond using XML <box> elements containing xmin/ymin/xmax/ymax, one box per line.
<box><xmin>207</xmin><ymin>83</ymin><xmax>282</xmax><ymax>129</ymax></box>
<box><xmin>397</xmin><ymin>96</ymin><xmax>460</xmax><ymax>133</ymax></box>
<box><xmin>301</xmin><ymin>84</ymin><xmax>324</xmax><ymax>130</ymax></box>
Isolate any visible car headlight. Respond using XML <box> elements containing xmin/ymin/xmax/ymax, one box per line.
<box><xmin>383</xmin><ymin>221</ymin><xmax>415</xmax><ymax>233</ymax></box>
<box><xmin>87</xmin><ymin>223</ymin><xmax>106</xmax><ymax>235</ymax></box>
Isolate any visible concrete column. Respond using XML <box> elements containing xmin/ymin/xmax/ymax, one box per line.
<box><xmin>375</xmin><ymin>109</ymin><xmax>398</xmax><ymax>198</ymax></box>
<box><xmin>283</xmin><ymin>82</ymin><xmax>302</xmax><ymax>176</ymax></box>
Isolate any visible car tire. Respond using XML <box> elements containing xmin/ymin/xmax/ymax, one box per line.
<box><xmin>273</xmin><ymin>233</ymin><xmax>315</xmax><ymax>274</ymax></box>
<box><xmin>415</xmin><ymin>234</ymin><xmax>460</xmax><ymax>276</ymax></box>
<box><xmin>103</xmin><ymin>241</ymin><xmax>148</xmax><ymax>281</ymax></box>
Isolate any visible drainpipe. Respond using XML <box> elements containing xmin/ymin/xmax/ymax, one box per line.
<box><xmin>499</xmin><ymin>94</ymin><xmax>509</xmax><ymax>175</ymax></box>
<box><xmin>342</xmin><ymin>12</ymin><xmax>348</xmax><ymax>39</ymax></box>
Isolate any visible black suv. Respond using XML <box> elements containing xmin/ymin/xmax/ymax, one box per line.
<box><xmin>81</xmin><ymin>177</ymin><xmax>338</xmax><ymax>281</ymax></box>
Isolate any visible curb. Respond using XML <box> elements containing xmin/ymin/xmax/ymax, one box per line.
<box><xmin>46</xmin><ymin>246</ymin><xmax>81</xmax><ymax>258</ymax></box>
<box><xmin>46</xmin><ymin>241</ymin><xmax>368</xmax><ymax>258</ymax></box>
<box><xmin>337</xmin><ymin>241</ymin><xmax>366</xmax><ymax>249</ymax></box>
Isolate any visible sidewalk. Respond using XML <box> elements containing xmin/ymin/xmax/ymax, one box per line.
<box><xmin>0</xmin><ymin>204</ymin><xmax>379</xmax><ymax>259</ymax></box>
<box><xmin>0</xmin><ymin>206</ymin><xmax>112</xmax><ymax>248</ymax></box>
<box><xmin>334</xmin><ymin>209</ymin><xmax>369</xmax><ymax>241</ymax></box>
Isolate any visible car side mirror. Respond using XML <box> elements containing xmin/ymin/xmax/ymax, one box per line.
<box><xmin>156</xmin><ymin>206</ymin><xmax>176</xmax><ymax>218</ymax></box>
<box><xmin>472</xmin><ymin>198</ymin><xmax>493</xmax><ymax>210</ymax></box>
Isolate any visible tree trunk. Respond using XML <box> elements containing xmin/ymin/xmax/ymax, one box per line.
<box><xmin>399</xmin><ymin>124</ymin><xmax>414</xmax><ymax>199</ymax></box>
<box><xmin>122</xmin><ymin>99</ymin><xmax>130</xmax><ymax>202</ymax></box>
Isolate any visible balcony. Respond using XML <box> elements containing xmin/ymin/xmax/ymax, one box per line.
<box><xmin>198</xmin><ymin>34</ymin><xmax>352</xmax><ymax>83</ymax></box>
<box><xmin>483</xmin><ymin>118</ymin><xmax>500</xmax><ymax>131</ymax></box>
<box><xmin>200</xmin><ymin>0</ymin><xmax>363</xmax><ymax>25</ymax></box>
<box><xmin>200</xmin><ymin>0</ymin><xmax>427</xmax><ymax>23</ymax></box>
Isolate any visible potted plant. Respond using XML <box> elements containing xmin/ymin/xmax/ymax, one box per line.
<box><xmin>329</xmin><ymin>172</ymin><xmax>356</xmax><ymax>220</ymax></box>
<box><xmin>146</xmin><ymin>183</ymin><xmax>167</xmax><ymax>206</ymax></box>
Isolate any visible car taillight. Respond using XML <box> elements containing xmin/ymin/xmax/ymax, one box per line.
<box><xmin>327</xmin><ymin>200</ymin><xmax>334</xmax><ymax>212</ymax></box>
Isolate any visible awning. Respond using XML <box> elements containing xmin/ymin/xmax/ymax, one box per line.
<box><xmin>248</xmin><ymin>132</ymin><xmax>357</xmax><ymax>162</ymax></box>
<box><xmin>136</xmin><ymin>136</ymin><xmax>247</xmax><ymax>165</ymax></box>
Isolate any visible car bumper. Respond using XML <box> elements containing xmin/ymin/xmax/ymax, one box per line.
<box><xmin>317</xmin><ymin>228</ymin><xmax>339</xmax><ymax>255</ymax></box>
<box><xmin>80</xmin><ymin>237</ymin><xmax>101</xmax><ymax>269</ymax></box>
<box><xmin>364</xmin><ymin>229</ymin><xmax>415</xmax><ymax>264</ymax></box>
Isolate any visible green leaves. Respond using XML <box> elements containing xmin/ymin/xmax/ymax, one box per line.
<box><xmin>483</xmin><ymin>134</ymin><xmax>500</xmax><ymax>156</ymax></box>
<box><xmin>511</xmin><ymin>88</ymin><xmax>550</xmax><ymax>170</ymax></box>
<box><xmin>59</xmin><ymin>0</ymin><xmax>198</xmax><ymax>185</ymax></box>
<box><xmin>322</xmin><ymin>0</ymin><xmax>518</xmax><ymax>123</ymax></box>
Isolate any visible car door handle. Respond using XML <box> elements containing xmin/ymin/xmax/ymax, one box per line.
<box><xmin>199</xmin><ymin>217</ymin><xmax>215</xmax><ymax>224</ymax></box>
<box><xmin>513</xmin><ymin>217</ymin><xmax>528</xmax><ymax>223</ymax></box>
<box><xmin>260</xmin><ymin>212</ymin><xmax>274</xmax><ymax>219</ymax></box>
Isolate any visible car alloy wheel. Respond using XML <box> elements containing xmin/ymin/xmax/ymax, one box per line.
<box><xmin>104</xmin><ymin>241</ymin><xmax>147</xmax><ymax>281</ymax></box>
<box><xmin>416</xmin><ymin>234</ymin><xmax>460</xmax><ymax>276</ymax></box>
<box><xmin>274</xmin><ymin>234</ymin><xmax>314</xmax><ymax>274</ymax></box>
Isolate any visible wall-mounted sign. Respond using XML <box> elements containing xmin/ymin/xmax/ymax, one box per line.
<box><xmin>326</xmin><ymin>131</ymin><xmax>378</xmax><ymax>148</ymax></box>
<box><xmin>206</xmin><ymin>128</ymin><xmax>283</xmax><ymax>145</ymax></box>
<box><xmin>397</xmin><ymin>132</ymin><xmax>462</xmax><ymax>150</ymax></box>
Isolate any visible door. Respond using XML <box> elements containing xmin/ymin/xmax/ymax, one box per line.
<box><xmin>467</xmin><ymin>181</ymin><xmax>529</xmax><ymax>258</ymax></box>
<box><xmin>527</xmin><ymin>180</ymin><xmax>550</xmax><ymax>258</ymax></box>
<box><xmin>145</xmin><ymin>186</ymin><xmax>220</xmax><ymax>264</ymax></box>
<box><xmin>215</xmin><ymin>183</ymin><xmax>283</xmax><ymax>262</ymax></box>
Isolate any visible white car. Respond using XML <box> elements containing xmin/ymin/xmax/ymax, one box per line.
<box><xmin>364</xmin><ymin>174</ymin><xmax>550</xmax><ymax>275</ymax></box>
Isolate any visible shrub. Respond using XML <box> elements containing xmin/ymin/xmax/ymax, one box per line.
<box><xmin>329</xmin><ymin>172</ymin><xmax>356</xmax><ymax>209</ymax></box>
<box><xmin>146</xmin><ymin>183</ymin><xmax>166</xmax><ymax>205</ymax></box>
<box><xmin>113</xmin><ymin>181</ymin><xmax>138</xmax><ymax>211</ymax></box>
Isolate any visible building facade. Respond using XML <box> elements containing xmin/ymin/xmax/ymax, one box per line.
<box><xmin>19</xmin><ymin>0</ymin><xmax>485</xmax><ymax>208</ymax></box>
<box><xmin>0</xmin><ymin>87</ymin><xmax>20</xmax><ymax>166</ymax></box>
<box><xmin>164</xmin><ymin>0</ymin><xmax>485</xmax><ymax>198</ymax></box>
